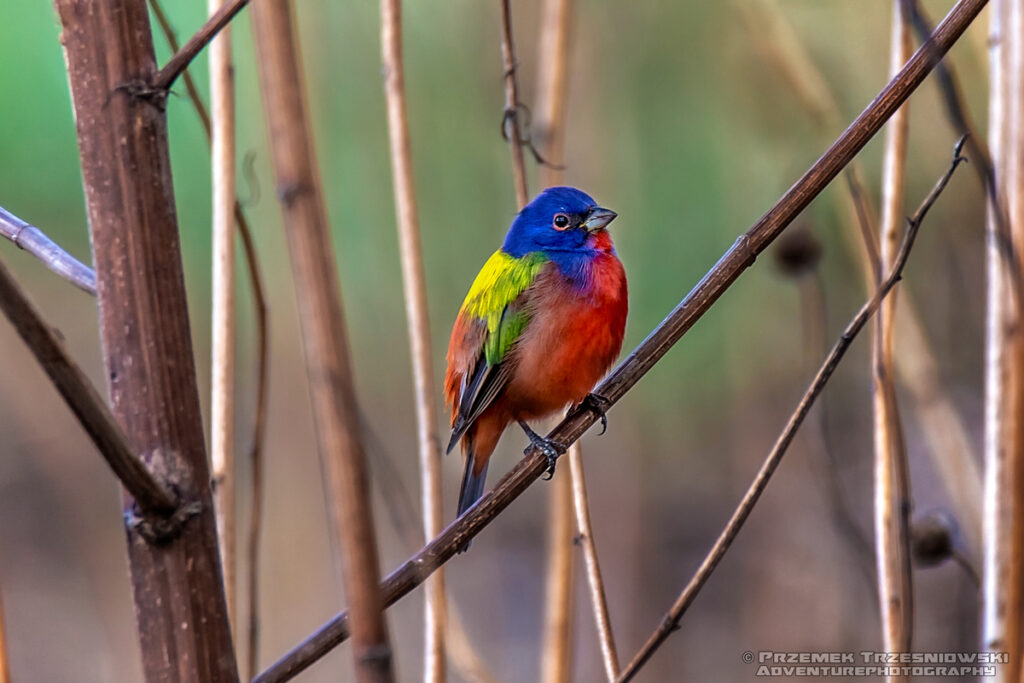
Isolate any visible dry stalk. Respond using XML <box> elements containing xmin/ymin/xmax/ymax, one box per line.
<box><xmin>873</xmin><ymin>2</ymin><xmax>914</xmax><ymax>667</ymax></box>
<box><xmin>983</xmin><ymin>0</ymin><xmax>1024</xmax><ymax>675</ymax></box>
<box><xmin>54</xmin><ymin>0</ymin><xmax>239</xmax><ymax>678</ymax></box>
<box><xmin>209</xmin><ymin>0</ymin><xmax>238</xmax><ymax>631</ymax></box>
<box><xmin>249</xmin><ymin>1</ymin><xmax>395</xmax><ymax>680</ymax></box>
<box><xmin>379</xmin><ymin>0</ymin><xmax>448</xmax><ymax>680</ymax></box>
<box><xmin>499</xmin><ymin>0</ymin><xmax>530</xmax><ymax>209</ymax></box>
<box><xmin>532</xmin><ymin>0</ymin><xmax>583</xmax><ymax>680</ymax></box>
<box><xmin>251</xmin><ymin>4</ymin><xmax>988</xmax><ymax>679</ymax></box>
<box><xmin>146</xmin><ymin>3</ymin><xmax>271</xmax><ymax>671</ymax></box>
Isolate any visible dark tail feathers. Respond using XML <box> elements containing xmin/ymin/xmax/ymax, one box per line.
<box><xmin>456</xmin><ymin>448</ymin><xmax>489</xmax><ymax>552</ymax></box>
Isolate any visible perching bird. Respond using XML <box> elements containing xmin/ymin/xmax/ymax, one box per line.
<box><xmin>444</xmin><ymin>186</ymin><xmax>628</xmax><ymax>523</ymax></box>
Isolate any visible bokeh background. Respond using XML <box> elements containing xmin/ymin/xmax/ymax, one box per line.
<box><xmin>0</xmin><ymin>1</ymin><xmax>992</xmax><ymax>681</ymax></box>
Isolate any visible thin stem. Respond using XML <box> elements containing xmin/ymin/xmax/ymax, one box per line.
<box><xmin>252</xmin><ymin>3</ymin><xmax>987</xmax><ymax>677</ymax></box>
<box><xmin>498</xmin><ymin>0</ymin><xmax>529</xmax><ymax>208</ymax></box>
<box><xmin>568</xmin><ymin>448</ymin><xmax>619</xmax><ymax>681</ymax></box>
<box><xmin>0</xmin><ymin>205</ymin><xmax>95</xmax><ymax>294</ymax></box>
<box><xmin>209</xmin><ymin>0</ymin><xmax>238</xmax><ymax>633</ymax></box>
<box><xmin>873</xmin><ymin>2</ymin><xmax>914</xmax><ymax>669</ymax></box>
<box><xmin>379</xmin><ymin>0</ymin><xmax>447</xmax><ymax>680</ymax></box>
<box><xmin>250</xmin><ymin>1</ymin><xmax>395</xmax><ymax>681</ymax></box>
<box><xmin>152</xmin><ymin>0</ymin><xmax>249</xmax><ymax>92</ymax></box>
<box><xmin>0</xmin><ymin>255</ymin><xmax>177</xmax><ymax>517</ymax></box>
<box><xmin>533</xmin><ymin>0</ymin><xmax>580</xmax><ymax>680</ymax></box>
<box><xmin>983</xmin><ymin>0</ymin><xmax>1024</xmax><ymax>673</ymax></box>
<box><xmin>616</xmin><ymin>137</ymin><xmax>967</xmax><ymax>683</ymax></box>
<box><xmin>148</xmin><ymin>3</ymin><xmax>271</xmax><ymax>670</ymax></box>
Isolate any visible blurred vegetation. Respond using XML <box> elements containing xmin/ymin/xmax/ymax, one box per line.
<box><xmin>0</xmin><ymin>1</ymin><xmax>991</xmax><ymax>681</ymax></box>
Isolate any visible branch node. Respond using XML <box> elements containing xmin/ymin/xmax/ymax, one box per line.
<box><xmin>111</xmin><ymin>79</ymin><xmax>170</xmax><ymax>111</ymax></box>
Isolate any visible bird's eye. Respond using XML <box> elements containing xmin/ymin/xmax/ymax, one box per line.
<box><xmin>553</xmin><ymin>213</ymin><xmax>570</xmax><ymax>230</ymax></box>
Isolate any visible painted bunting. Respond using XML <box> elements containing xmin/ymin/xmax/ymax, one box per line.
<box><xmin>444</xmin><ymin>186</ymin><xmax>628</xmax><ymax>522</ymax></box>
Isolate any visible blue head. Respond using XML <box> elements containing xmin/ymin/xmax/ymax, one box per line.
<box><xmin>501</xmin><ymin>187</ymin><xmax>617</xmax><ymax>260</ymax></box>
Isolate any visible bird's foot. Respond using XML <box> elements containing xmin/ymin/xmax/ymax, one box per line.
<box><xmin>577</xmin><ymin>392</ymin><xmax>612</xmax><ymax>435</ymax></box>
<box><xmin>518</xmin><ymin>420</ymin><xmax>567</xmax><ymax>480</ymax></box>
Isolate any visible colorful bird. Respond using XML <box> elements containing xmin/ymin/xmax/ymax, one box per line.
<box><xmin>444</xmin><ymin>186</ymin><xmax>628</xmax><ymax>524</ymax></box>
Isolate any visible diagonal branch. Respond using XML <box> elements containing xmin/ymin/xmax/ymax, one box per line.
<box><xmin>0</xmin><ymin>205</ymin><xmax>95</xmax><ymax>294</ymax></box>
<box><xmin>0</xmin><ymin>255</ymin><xmax>176</xmax><ymax>517</ymax></box>
<box><xmin>152</xmin><ymin>0</ymin><xmax>250</xmax><ymax>92</ymax></box>
<box><xmin>616</xmin><ymin>137</ymin><xmax>967</xmax><ymax>683</ymax></box>
<box><xmin>250</xmin><ymin>3</ymin><xmax>988</xmax><ymax>680</ymax></box>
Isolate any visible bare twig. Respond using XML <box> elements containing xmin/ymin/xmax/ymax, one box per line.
<box><xmin>873</xmin><ymin>2</ymin><xmax>914</xmax><ymax>668</ymax></box>
<box><xmin>208</xmin><ymin>0</ymin><xmax>238</xmax><ymax>632</ymax></box>
<box><xmin>379</xmin><ymin>0</ymin><xmax>447</xmax><ymax>680</ymax></box>
<box><xmin>498</xmin><ymin>0</ymin><xmax>529</xmax><ymax>208</ymax></box>
<box><xmin>616</xmin><ymin>137</ymin><xmax>967</xmax><ymax>683</ymax></box>
<box><xmin>745</xmin><ymin>0</ymin><xmax>984</xmax><ymax>558</ymax></box>
<box><xmin>568</xmin><ymin>450</ymin><xmax>619</xmax><ymax>680</ymax></box>
<box><xmin>252</xmin><ymin>4</ymin><xmax>987</xmax><ymax>678</ymax></box>
<box><xmin>983</xmin><ymin>0</ymin><xmax>1024</xmax><ymax>674</ymax></box>
<box><xmin>0</xmin><ymin>205</ymin><xmax>95</xmax><ymax>294</ymax></box>
<box><xmin>0</xmin><ymin>256</ymin><xmax>177</xmax><ymax>517</ymax></box>
<box><xmin>250</xmin><ymin>1</ymin><xmax>395</xmax><ymax>681</ymax></box>
<box><xmin>152</xmin><ymin>0</ymin><xmax>249</xmax><ymax>92</ymax></box>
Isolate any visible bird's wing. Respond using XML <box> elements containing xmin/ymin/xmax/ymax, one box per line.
<box><xmin>445</xmin><ymin>250</ymin><xmax>549</xmax><ymax>453</ymax></box>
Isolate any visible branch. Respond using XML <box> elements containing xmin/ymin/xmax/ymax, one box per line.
<box><xmin>498</xmin><ymin>0</ymin><xmax>529</xmax><ymax>208</ymax></box>
<box><xmin>873</xmin><ymin>1</ymin><xmax>914</xmax><ymax>668</ymax></box>
<box><xmin>380</xmin><ymin>0</ymin><xmax>448</xmax><ymax>680</ymax></box>
<box><xmin>0</xmin><ymin>255</ymin><xmax>177</xmax><ymax>517</ymax></box>
<box><xmin>616</xmin><ymin>137</ymin><xmax>967</xmax><ymax>683</ymax></box>
<box><xmin>151</xmin><ymin>0</ymin><xmax>249</xmax><ymax>92</ymax></box>
<box><xmin>54</xmin><ymin>0</ymin><xmax>239</xmax><ymax>676</ymax></box>
<box><xmin>0</xmin><ymin>205</ymin><xmax>95</xmax><ymax>294</ymax></box>
<box><xmin>250</xmin><ymin>3</ymin><xmax>987</xmax><ymax>680</ymax></box>
<box><xmin>250</xmin><ymin>1</ymin><xmax>395</xmax><ymax>680</ymax></box>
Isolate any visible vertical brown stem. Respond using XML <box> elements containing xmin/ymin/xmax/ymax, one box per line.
<box><xmin>249</xmin><ymin>2</ymin><xmax>395</xmax><ymax>681</ymax></box>
<box><xmin>873</xmin><ymin>1</ymin><xmax>914</xmax><ymax>668</ymax></box>
<box><xmin>53</xmin><ymin>1</ymin><xmax>239</xmax><ymax>681</ymax></box>
<box><xmin>499</xmin><ymin>0</ymin><xmax>530</xmax><ymax>209</ymax></box>
<box><xmin>984</xmin><ymin>0</ymin><xmax>1024</xmax><ymax>675</ymax></box>
<box><xmin>533</xmin><ymin>0</ymin><xmax>580</xmax><ymax>679</ymax></box>
<box><xmin>209</xmin><ymin>0</ymin><xmax>238</xmax><ymax>633</ymax></box>
<box><xmin>379</xmin><ymin>0</ymin><xmax>448</xmax><ymax>680</ymax></box>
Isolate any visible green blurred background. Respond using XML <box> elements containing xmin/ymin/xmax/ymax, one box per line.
<box><xmin>0</xmin><ymin>1</ymin><xmax>991</xmax><ymax>681</ymax></box>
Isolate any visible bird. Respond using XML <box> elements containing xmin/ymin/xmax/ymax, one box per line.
<box><xmin>444</xmin><ymin>186</ymin><xmax>628</xmax><ymax>527</ymax></box>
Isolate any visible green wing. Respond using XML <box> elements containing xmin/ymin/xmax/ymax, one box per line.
<box><xmin>446</xmin><ymin>250</ymin><xmax>548</xmax><ymax>453</ymax></box>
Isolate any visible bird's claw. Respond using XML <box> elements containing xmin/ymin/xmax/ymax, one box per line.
<box><xmin>580</xmin><ymin>392</ymin><xmax>612</xmax><ymax>435</ymax></box>
<box><xmin>523</xmin><ymin>436</ymin><xmax>566</xmax><ymax>480</ymax></box>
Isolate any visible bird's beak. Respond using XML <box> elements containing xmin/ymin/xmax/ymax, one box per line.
<box><xmin>582</xmin><ymin>206</ymin><xmax>617</xmax><ymax>232</ymax></box>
